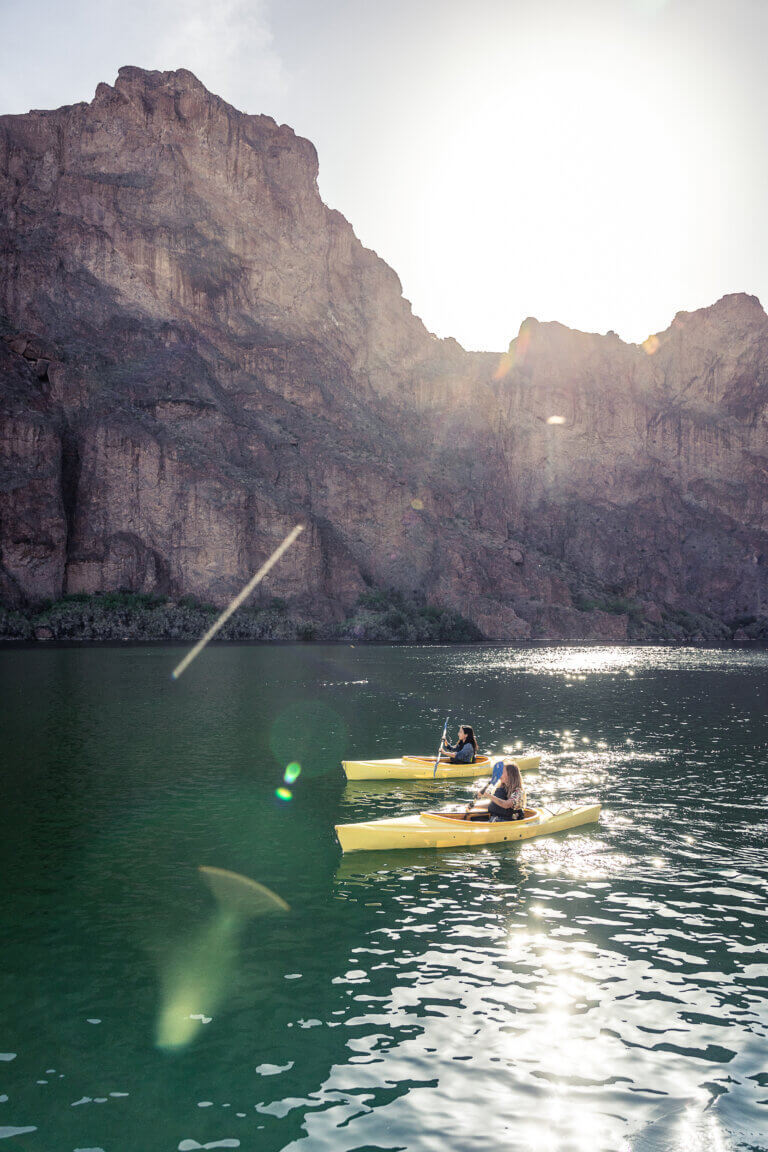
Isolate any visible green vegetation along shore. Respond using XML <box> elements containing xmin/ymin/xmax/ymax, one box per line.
<box><xmin>0</xmin><ymin>589</ymin><xmax>483</xmax><ymax>644</ymax></box>
<box><xmin>1</xmin><ymin>588</ymin><xmax>766</xmax><ymax>645</ymax></box>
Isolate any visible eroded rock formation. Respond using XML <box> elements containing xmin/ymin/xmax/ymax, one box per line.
<box><xmin>1</xmin><ymin>67</ymin><xmax>766</xmax><ymax>639</ymax></box>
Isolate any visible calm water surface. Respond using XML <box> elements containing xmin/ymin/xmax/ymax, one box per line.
<box><xmin>0</xmin><ymin>643</ymin><xmax>767</xmax><ymax>1152</ymax></box>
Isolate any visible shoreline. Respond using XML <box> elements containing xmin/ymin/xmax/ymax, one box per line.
<box><xmin>2</xmin><ymin>635</ymin><xmax>766</xmax><ymax>652</ymax></box>
<box><xmin>0</xmin><ymin>589</ymin><xmax>483</xmax><ymax>646</ymax></box>
<box><xmin>2</xmin><ymin>590</ymin><xmax>766</xmax><ymax>647</ymax></box>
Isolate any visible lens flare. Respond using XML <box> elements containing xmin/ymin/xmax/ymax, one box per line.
<box><xmin>155</xmin><ymin>868</ymin><xmax>288</xmax><ymax>1050</ymax></box>
<box><xmin>547</xmin><ymin>415</ymin><xmax>566</xmax><ymax>425</ymax></box>
<box><xmin>493</xmin><ymin>350</ymin><xmax>514</xmax><ymax>380</ymax></box>
<box><xmin>275</xmin><ymin>787</ymin><xmax>292</xmax><ymax>801</ymax></box>
<box><xmin>642</xmin><ymin>333</ymin><xmax>660</xmax><ymax>355</ymax></box>
<box><xmin>171</xmin><ymin>524</ymin><xmax>304</xmax><ymax>679</ymax></box>
<box><xmin>494</xmin><ymin>318</ymin><xmax>536</xmax><ymax>379</ymax></box>
<box><xmin>284</xmin><ymin>762</ymin><xmax>301</xmax><ymax>784</ymax></box>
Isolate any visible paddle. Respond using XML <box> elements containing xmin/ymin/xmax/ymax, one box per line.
<box><xmin>462</xmin><ymin>791</ymin><xmax>491</xmax><ymax>820</ymax></box>
<box><xmin>463</xmin><ymin>757</ymin><xmax>504</xmax><ymax>819</ymax></box>
<box><xmin>432</xmin><ymin>716</ymin><xmax>449</xmax><ymax>777</ymax></box>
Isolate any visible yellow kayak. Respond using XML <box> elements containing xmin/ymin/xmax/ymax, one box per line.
<box><xmin>335</xmin><ymin>803</ymin><xmax>600</xmax><ymax>853</ymax></box>
<box><xmin>341</xmin><ymin>754</ymin><xmax>541</xmax><ymax>781</ymax></box>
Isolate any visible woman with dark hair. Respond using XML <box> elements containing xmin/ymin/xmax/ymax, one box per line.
<box><xmin>469</xmin><ymin>758</ymin><xmax>526</xmax><ymax>822</ymax></box>
<box><xmin>440</xmin><ymin>724</ymin><xmax>478</xmax><ymax>765</ymax></box>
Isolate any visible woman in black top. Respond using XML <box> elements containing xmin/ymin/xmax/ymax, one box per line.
<box><xmin>469</xmin><ymin>759</ymin><xmax>526</xmax><ymax>821</ymax></box>
<box><xmin>441</xmin><ymin>724</ymin><xmax>478</xmax><ymax>764</ymax></box>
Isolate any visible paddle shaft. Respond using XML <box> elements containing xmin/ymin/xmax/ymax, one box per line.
<box><xmin>432</xmin><ymin>716</ymin><xmax>449</xmax><ymax>777</ymax></box>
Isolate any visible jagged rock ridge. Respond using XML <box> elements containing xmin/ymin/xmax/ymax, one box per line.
<box><xmin>1</xmin><ymin>67</ymin><xmax>766</xmax><ymax>640</ymax></box>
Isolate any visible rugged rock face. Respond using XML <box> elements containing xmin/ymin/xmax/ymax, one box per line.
<box><xmin>1</xmin><ymin>67</ymin><xmax>767</xmax><ymax>639</ymax></box>
<box><xmin>485</xmin><ymin>297</ymin><xmax>768</xmax><ymax>628</ymax></box>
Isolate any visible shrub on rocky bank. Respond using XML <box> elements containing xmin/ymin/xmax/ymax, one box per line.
<box><xmin>1</xmin><ymin>590</ymin><xmax>763</xmax><ymax>645</ymax></box>
<box><xmin>0</xmin><ymin>588</ymin><xmax>483</xmax><ymax>644</ymax></box>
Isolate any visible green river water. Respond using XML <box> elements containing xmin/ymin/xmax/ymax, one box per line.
<box><xmin>0</xmin><ymin>643</ymin><xmax>767</xmax><ymax>1152</ymax></box>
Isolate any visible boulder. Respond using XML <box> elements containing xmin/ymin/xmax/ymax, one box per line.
<box><xmin>6</xmin><ymin>334</ymin><xmax>29</xmax><ymax>356</ymax></box>
<box><xmin>641</xmin><ymin>600</ymin><xmax>663</xmax><ymax>625</ymax></box>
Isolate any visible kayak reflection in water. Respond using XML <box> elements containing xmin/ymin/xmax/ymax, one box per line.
<box><xmin>468</xmin><ymin>758</ymin><xmax>526</xmax><ymax>822</ymax></box>
<box><xmin>440</xmin><ymin>723</ymin><xmax>478</xmax><ymax>764</ymax></box>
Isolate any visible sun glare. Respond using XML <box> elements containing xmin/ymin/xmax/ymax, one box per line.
<box><xmin>369</xmin><ymin>6</ymin><xmax>748</xmax><ymax>351</ymax></box>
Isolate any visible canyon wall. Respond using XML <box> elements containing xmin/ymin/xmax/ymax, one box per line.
<box><xmin>1</xmin><ymin>67</ymin><xmax>766</xmax><ymax>639</ymax></box>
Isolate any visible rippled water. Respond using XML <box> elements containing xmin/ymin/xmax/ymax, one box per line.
<box><xmin>0</xmin><ymin>643</ymin><xmax>766</xmax><ymax>1151</ymax></box>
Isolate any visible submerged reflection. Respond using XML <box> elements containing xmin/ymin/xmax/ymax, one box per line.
<box><xmin>155</xmin><ymin>867</ymin><xmax>289</xmax><ymax>1050</ymax></box>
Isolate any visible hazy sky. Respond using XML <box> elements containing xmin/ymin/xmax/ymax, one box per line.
<box><xmin>1</xmin><ymin>0</ymin><xmax>766</xmax><ymax>350</ymax></box>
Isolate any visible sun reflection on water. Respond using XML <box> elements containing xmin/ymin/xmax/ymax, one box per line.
<box><xmin>458</xmin><ymin>644</ymin><xmax>768</xmax><ymax>677</ymax></box>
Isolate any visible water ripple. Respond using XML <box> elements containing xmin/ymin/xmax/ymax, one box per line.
<box><xmin>1</xmin><ymin>643</ymin><xmax>766</xmax><ymax>1151</ymax></box>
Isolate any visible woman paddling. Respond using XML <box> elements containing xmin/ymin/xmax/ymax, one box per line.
<box><xmin>469</xmin><ymin>758</ymin><xmax>526</xmax><ymax>822</ymax></box>
<box><xmin>441</xmin><ymin>724</ymin><xmax>478</xmax><ymax>765</ymax></box>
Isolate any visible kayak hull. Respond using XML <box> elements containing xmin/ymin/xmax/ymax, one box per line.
<box><xmin>341</xmin><ymin>753</ymin><xmax>541</xmax><ymax>781</ymax></box>
<box><xmin>335</xmin><ymin>803</ymin><xmax>601</xmax><ymax>853</ymax></box>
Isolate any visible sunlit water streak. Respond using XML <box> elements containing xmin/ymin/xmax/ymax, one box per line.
<box><xmin>0</xmin><ymin>643</ymin><xmax>766</xmax><ymax>1151</ymax></box>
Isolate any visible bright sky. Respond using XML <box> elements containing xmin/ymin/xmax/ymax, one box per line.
<box><xmin>1</xmin><ymin>0</ymin><xmax>766</xmax><ymax>350</ymax></box>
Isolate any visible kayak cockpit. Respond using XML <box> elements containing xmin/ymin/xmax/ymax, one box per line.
<box><xmin>403</xmin><ymin>753</ymin><xmax>492</xmax><ymax>767</ymax></box>
<box><xmin>421</xmin><ymin>806</ymin><xmax>541</xmax><ymax>826</ymax></box>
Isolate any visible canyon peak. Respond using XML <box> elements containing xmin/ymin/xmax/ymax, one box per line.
<box><xmin>1</xmin><ymin>67</ymin><xmax>766</xmax><ymax>640</ymax></box>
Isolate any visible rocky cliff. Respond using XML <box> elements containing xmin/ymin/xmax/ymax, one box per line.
<box><xmin>1</xmin><ymin>67</ymin><xmax>766</xmax><ymax>640</ymax></box>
